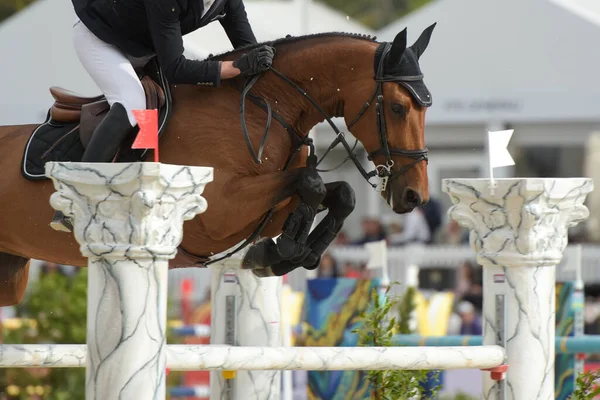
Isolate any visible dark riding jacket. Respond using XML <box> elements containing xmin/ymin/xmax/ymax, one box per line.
<box><xmin>72</xmin><ymin>0</ymin><xmax>257</xmax><ymax>87</ymax></box>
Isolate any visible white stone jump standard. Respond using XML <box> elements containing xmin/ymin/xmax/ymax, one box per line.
<box><xmin>443</xmin><ymin>178</ymin><xmax>593</xmax><ymax>400</ymax></box>
<box><xmin>45</xmin><ymin>161</ymin><xmax>214</xmax><ymax>400</ymax></box>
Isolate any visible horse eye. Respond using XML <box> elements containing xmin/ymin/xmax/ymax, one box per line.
<box><xmin>391</xmin><ymin>103</ymin><xmax>406</xmax><ymax>116</ymax></box>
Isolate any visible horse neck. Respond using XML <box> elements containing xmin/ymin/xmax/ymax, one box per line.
<box><xmin>256</xmin><ymin>38</ymin><xmax>378</xmax><ymax>135</ymax></box>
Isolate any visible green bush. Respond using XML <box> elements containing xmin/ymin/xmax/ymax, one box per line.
<box><xmin>568</xmin><ymin>369</ymin><xmax>600</xmax><ymax>400</ymax></box>
<box><xmin>351</xmin><ymin>282</ymin><xmax>599</xmax><ymax>400</ymax></box>
<box><xmin>352</xmin><ymin>283</ymin><xmax>440</xmax><ymax>400</ymax></box>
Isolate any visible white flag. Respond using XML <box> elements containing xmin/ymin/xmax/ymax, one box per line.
<box><xmin>488</xmin><ymin>129</ymin><xmax>515</xmax><ymax>168</ymax></box>
<box><xmin>365</xmin><ymin>239</ymin><xmax>390</xmax><ymax>289</ymax></box>
<box><xmin>365</xmin><ymin>240</ymin><xmax>387</xmax><ymax>270</ymax></box>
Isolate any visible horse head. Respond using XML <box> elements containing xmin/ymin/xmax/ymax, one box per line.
<box><xmin>344</xmin><ymin>23</ymin><xmax>436</xmax><ymax>214</ymax></box>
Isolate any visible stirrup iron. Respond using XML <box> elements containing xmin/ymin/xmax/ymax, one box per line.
<box><xmin>50</xmin><ymin>210</ymin><xmax>73</xmax><ymax>233</ymax></box>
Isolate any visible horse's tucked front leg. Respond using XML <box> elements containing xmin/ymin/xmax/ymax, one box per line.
<box><xmin>266</xmin><ymin>181</ymin><xmax>356</xmax><ymax>276</ymax></box>
<box><xmin>304</xmin><ymin>181</ymin><xmax>356</xmax><ymax>264</ymax></box>
<box><xmin>241</xmin><ymin>155</ymin><xmax>326</xmax><ymax>272</ymax></box>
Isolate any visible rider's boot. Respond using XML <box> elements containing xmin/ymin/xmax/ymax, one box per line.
<box><xmin>50</xmin><ymin>103</ymin><xmax>134</xmax><ymax>233</ymax></box>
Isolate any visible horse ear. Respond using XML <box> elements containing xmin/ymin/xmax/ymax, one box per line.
<box><xmin>388</xmin><ymin>28</ymin><xmax>408</xmax><ymax>65</ymax></box>
<box><xmin>410</xmin><ymin>22</ymin><xmax>437</xmax><ymax>59</ymax></box>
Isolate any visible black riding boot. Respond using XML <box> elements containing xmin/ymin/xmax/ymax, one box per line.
<box><xmin>81</xmin><ymin>102</ymin><xmax>133</xmax><ymax>162</ymax></box>
<box><xmin>50</xmin><ymin>103</ymin><xmax>134</xmax><ymax>232</ymax></box>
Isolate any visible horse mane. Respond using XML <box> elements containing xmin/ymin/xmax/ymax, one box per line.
<box><xmin>206</xmin><ymin>32</ymin><xmax>379</xmax><ymax>60</ymax></box>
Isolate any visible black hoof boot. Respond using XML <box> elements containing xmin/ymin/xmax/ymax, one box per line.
<box><xmin>241</xmin><ymin>238</ymin><xmax>280</xmax><ymax>270</ymax></box>
<box><xmin>242</xmin><ymin>237</ymin><xmax>315</xmax><ymax>277</ymax></box>
<box><xmin>251</xmin><ymin>267</ymin><xmax>277</xmax><ymax>278</ymax></box>
<box><xmin>50</xmin><ymin>210</ymin><xmax>73</xmax><ymax>233</ymax></box>
<box><xmin>267</xmin><ymin>252</ymin><xmax>320</xmax><ymax>277</ymax></box>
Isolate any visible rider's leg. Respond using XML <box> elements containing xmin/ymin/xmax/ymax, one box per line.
<box><xmin>73</xmin><ymin>19</ymin><xmax>148</xmax><ymax>161</ymax></box>
<box><xmin>50</xmin><ymin>20</ymin><xmax>147</xmax><ymax>232</ymax></box>
<box><xmin>72</xmin><ymin>18</ymin><xmax>146</xmax><ymax>129</ymax></box>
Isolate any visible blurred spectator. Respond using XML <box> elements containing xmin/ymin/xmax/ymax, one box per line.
<box><xmin>39</xmin><ymin>261</ymin><xmax>77</xmax><ymax>277</ymax></box>
<box><xmin>584</xmin><ymin>296</ymin><xmax>600</xmax><ymax>335</ymax></box>
<box><xmin>421</xmin><ymin>196</ymin><xmax>443</xmax><ymax>243</ymax></box>
<box><xmin>352</xmin><ymin>217</ymin><xmax>386</xmax><ymax>245</ymax></box>
<box><xmin>455</xmin><ymin>261</ymin><xmax>477</xmax><ymax>297</ymax></box>
<box><xmin>317</xmin><ymin>253</ymin><xmax>340</xmax><ymax>278</ymax></box>
<box><xmin>333</xmin><ymin>230</ymin><xmax>350</xmax><ymax>245</ymax></box>
<box><xmin>447</xmin><ymin>311</ymin><xmax>462</xmax><ymax>335</ymax></box>
<box><xmin>455</xmin><ymin>260</ymin><xmax>483</xmax><ymax>311</ymax></box>
<box><xmin>386</xmin><ymin>221</ymin><xmax>403</xmax><ymax>245</ymax></box>
<box><xmin>342</xmin><ymin>262</ymin><xmax>369</xmax><ymax>279</ymax></box>
<box><xmin>458</xmin><ymin>301</ymin><xmax>482</xmax><ymax>335</ymax></box>
<box><xmin>343</xmin><ymin>262</ymin><xmax>361</xmax><ymax>278</ymax></box>
<box><xmin>388</xmin><ymin>209</ymin><xmax>430</xmax><ymax>245</ymax></box>
<box><xmin>443</xmin><ymin>220</ymin><xmax>469</xmax><ymax>245</ymax></box>
<box><xmin>358</xmin><ymin>264</ymin><xmax>370</xmax><ymax>279</ymax></box>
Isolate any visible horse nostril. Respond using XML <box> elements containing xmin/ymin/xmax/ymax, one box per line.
<box><xmin>403</xmin><ymin>188</ymin><xmax>422</xmax><ymax>208</ymax></box>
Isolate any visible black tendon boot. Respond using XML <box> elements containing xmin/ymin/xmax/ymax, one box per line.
<box><xmin>50</xmin><ymin>103</ymin><xmax>134</xmax><ymax>232</ymax></box>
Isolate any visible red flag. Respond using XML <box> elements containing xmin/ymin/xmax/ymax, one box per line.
<box><xmin>132</xmin><ymin>109</ymin><xmax>159</xmax><ymax>162</ymax></box>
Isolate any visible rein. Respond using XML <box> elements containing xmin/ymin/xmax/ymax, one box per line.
<box><xmin>179</xmin><ymin>41</ymin><xmax>429</xmax><ymax>266</ymax></box>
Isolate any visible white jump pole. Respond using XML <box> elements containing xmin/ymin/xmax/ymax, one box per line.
<box><xmin>0</xmin><ymin>344</ymin><xmax>506</xmax><ymax>371</ymax></box>
<box><xmin>45</xmin><ymin>161</ymin><xmax>213</xmax><ymax>400</ymax></box>
<box><xmin>443</xmin><ymin>178</ymin><xmax>593</xmax><ymax>400</ymax></box>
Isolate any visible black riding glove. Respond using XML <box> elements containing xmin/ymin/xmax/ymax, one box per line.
<box><xmin>233</xmin><ymin>45</ymin><xmax>275</xmax><ymax>76</ymax></box>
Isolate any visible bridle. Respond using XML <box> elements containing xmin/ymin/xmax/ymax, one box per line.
<box><xmin>182</xmin><ymin>40</ymin><xmax>430</xmax><ymax>266</ymax></box>
<box><xmin>238</xmin><ymin>41</ymin><xmax>429</xmax><ymax>193</ymax></box>
<box><xmin>343</xmin><ymin>42</ymin><xmax>429</xmax><ymax>192</ymax></box>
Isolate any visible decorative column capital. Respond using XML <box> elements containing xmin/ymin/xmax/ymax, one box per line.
<box><xmin>45</xmin><ymin>162</ymin><xmax>213</xmax><ymax>260</ymax></box>
<box><xmin>442</xmin><ymin>178</ymin><xmax>593</xmax><ymax>268</ymax></box>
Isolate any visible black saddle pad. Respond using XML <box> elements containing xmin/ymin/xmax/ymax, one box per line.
<box><xmin>21</xmin><ymin>58</ymin><xmax>172</xmax><ymax>181</ymax></box>
<box><xmin>21</xmin><ymin>116</ymin><xmax>85</xmax><ymax>180</ymax></box>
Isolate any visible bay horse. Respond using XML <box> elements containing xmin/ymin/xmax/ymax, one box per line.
<box><xmin>0</xmin><ymin>24</ymin><xmax>436</xmax><ymax>306</ymax></box>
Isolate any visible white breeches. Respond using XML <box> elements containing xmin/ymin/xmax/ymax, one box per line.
<box><xmin>72</xmin><ymin>19</ymin><xmax>148</xmax><ymax>126</ymax></box>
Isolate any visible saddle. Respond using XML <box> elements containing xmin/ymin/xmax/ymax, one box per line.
<box><xmin>21</xmin><ymin>58</ymin><xmax>172</xmax><ymax>181</ymax></box>
<box><xmin>48</xmin><ymin>76</ymin><xmax>165</xmax><ymax>148</ymax></box>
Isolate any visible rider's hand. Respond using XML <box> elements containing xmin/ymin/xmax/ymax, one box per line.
<box><xmin>233</xmin><ymin>45</ymin><xmax>275</xmax><ymax>76</ymax></box>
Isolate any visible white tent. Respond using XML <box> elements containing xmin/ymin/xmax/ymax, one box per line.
<box><xmin>0</xmin><ymin>0</ymin><xmax>373</xmax><ymax>125</ymax></box>
<box><xmin>0</xmin><ymin>0</ymin><xmax>96</xmax><ymax>124</ymax></box>
<box><xmin>185</xmin><ymin>0</ymin><xmax>375</xmax><ymax>56</ymax></box>
<box><xmin>377</xmin><ymin>0</ymin><xmax>600</xmax><ymax>126</ymax></box>
<box><xmin>549</xmin><ymin>0</ymin><xmax>600</xmax><ymax>25</ymax></box>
